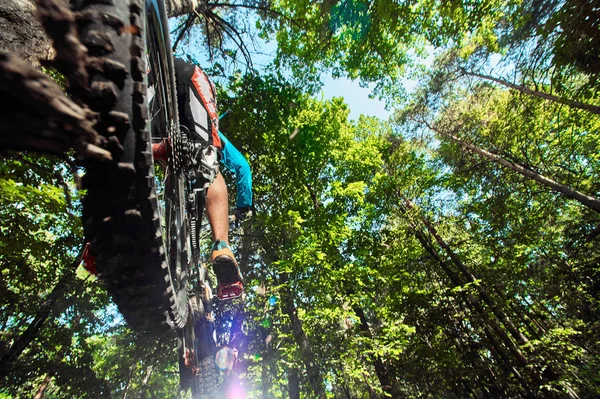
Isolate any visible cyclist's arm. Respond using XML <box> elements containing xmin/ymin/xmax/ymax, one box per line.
<box><xmin>219</xmin><ymin>131</ymin><xmax>253</xmax><ymax>209</ymax></box>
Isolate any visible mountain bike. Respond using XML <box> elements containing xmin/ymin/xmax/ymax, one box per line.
<box><xmin>66</xmin><ymin>0</ymin><xmax>236</xmax><ymax>396</ymax></box>
<box><xmin>179</xmin><ymin>216</ymin><xmax>249</xmax><ymax>398</ymax></box>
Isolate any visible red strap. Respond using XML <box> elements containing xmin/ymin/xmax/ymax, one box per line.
<box><xmin>82</xmin><ymin>242</ymin><xmax>97</xmax><ymax>275</ymax></box>
<box><xmin>191</xmin><ymin>67</ymin><xmax>221</xmax><ymax>148</ymax></box>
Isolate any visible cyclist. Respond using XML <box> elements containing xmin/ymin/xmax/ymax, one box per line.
<box><xmin>152</xmin><ymin>58</ymin><xmax>251</xmax><ymax>300</ymax></box>
<box><xmin>219</xmin><ymin>131</ymin><xmax>253</xmax><ymax>223</ymax></box>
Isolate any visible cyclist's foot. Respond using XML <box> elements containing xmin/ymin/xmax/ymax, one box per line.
<box><xmin>211</xmin><ymin>240</ymin><xmax>243</xmax><ymax>300</ymax></box>
<box><xmin>152</xmin><ymin>139</ymin><xmax>169</xmax><ymax>165</ymax></box>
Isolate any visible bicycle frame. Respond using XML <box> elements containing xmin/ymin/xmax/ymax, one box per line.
<box><xmin>144</xmin><ymin>1</ymin><xmax>219</xmax><ymax>395</ymax></box>
<box><xmin>146</xmin><ymin>0</ymin><xmax>178</xmax><ymax>141</ymax></box>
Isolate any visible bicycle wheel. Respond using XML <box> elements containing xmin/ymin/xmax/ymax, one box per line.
<box><xmin>74</xmin><ymin>0</ymin><xmax>188</xmax><ymax>332</ymax></box>
<box><xmin>179</xmin><ymin>293</ymin><xmax>218</xmax><ymax>399</ymax></box>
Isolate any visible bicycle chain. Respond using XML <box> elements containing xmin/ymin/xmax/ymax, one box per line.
<box><xmin>173</xmin><ymin>125</ymin><xmax>202</xmax><ymax>267</ymax></box>
<box><xmin>189</xmin><ymin>197</ymin><xmax>200</xmax><ymax>266</ymax></box>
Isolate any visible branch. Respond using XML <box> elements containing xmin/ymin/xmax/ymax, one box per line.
<box><xmin>204</xmin><ymin>14</ymin><xmax>214</xmax><ymax>62</ymax></box>
<box><xmin>304</xmin><ymin>182</ymin><xmax>321</xmax><ymax>210</ymax></box>
<box><xmin>172</xmin><ymin>13</ymin><xmax>196</xmax><ymax>53</ymax></box>
<box><xmin>0</xmin><ymin>248</ymin><xmax>83</xmax><ymax>375</ymax></box>
<box><xmin>207</xmin><ymin>2</ymin><xmax>304</xmax><ymax>28</ymax></box>
<box><xmin>195</xmin><ymin>6</ymin><xmax>225</xmax><ymax>60</ymax></box>
<box><xmin>170</xmin><ymin>15</ymin><xmax>192</xmax><ymax>35</ymax></box>
<box><xmin>461</xmin><ymin>68</ymin><xmax>600</xmax><ymax>115</ymax></box>
<box><xmin>422</xmin><ymin>118</ymin><xmax>600</xmax><ymax>213</ymax></box>
<box><xmin>207</xmin><ymin>10</ymin><xmax>254</xmax><ymax>70</ymax></box>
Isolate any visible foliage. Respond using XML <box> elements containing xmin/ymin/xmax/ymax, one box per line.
<box><xmin>2</xmin><ymin>0</ymin><xmax>600</xmax><ymax>398</ymax></box>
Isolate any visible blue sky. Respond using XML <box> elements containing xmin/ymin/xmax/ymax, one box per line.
<box><xmin>170</xmin><ymin>19</ymin><xmax>396</xmax><ymax>122</ymax></box>
<box><xmin>321</xmin><ymin>75</ymin><xmax>391</xmax><ymax>121</ymax></box>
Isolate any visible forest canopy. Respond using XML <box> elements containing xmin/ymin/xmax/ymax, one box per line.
<box><xmin>1</xmin><ymin>0</ymin><xmax>599</xmax><ymax>398</ymax></box>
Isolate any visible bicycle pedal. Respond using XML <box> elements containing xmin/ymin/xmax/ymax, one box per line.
<box><xmin>217</xmin><ymin>281</ymin><xmax>244</xmax><ymax>300</ymax></box>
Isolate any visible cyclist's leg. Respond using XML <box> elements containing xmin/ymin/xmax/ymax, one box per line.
<box><xmin>200</xmin><ymin>153</ymin><xmax>243</xmax><ymax>299</ymax></box>
<box><xmin>207</xmin><ymin>174</ymin><xmax>243</xmax><ymax>298</ymax></box>
<box><xmin>205</xmin><ymin>172</ymin><xmax>228</xmax><ymax>243</ymax></box>
<box><xmin>173</xmin><ymin>58</ymin><xmax>243</xmax><ymax>299</ymax></box>
<box><xmin>191</xmin><ymin>144</ymin><xmax>242</xmax><ymax>298</ymax></box>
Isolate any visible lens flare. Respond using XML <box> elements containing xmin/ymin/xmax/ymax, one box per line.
<box><xmin>268</xmin><ymin>295</ymin><xmax>277</xmax><ymax>306</ymax></box>
<box><xmin>226</xmin><ymin>378</ymin><xmax>246</xmax><ymax>399</ymax></box>
<box><xmin>261</xmin><ymin>318</ymin><xmax>271</xmax><ymax>328</ymax></box>
<box><xmin>215</xmin><ymin>346</ymin><xmax>236</xmax><ymax>372</ymax></box>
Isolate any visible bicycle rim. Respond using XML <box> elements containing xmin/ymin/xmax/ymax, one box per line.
<box><xmin>146</xmin><ymin>0</ymin><xmax>191</xmax><ymax>329</ymax></box>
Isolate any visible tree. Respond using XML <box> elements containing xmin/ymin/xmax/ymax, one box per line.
<box><xmin>2</xmin><ymin>1</ymin><xmax>600</xmax><ymax>397</ymax></box>
<box><xmin>0</xmin><ymin>0</ymin><xmax>53</xmax><ymax>66</ymax></box>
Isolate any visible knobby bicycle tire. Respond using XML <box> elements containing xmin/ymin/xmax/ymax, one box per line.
<box><xmin>192</xmin><ymin>356</ymin><xmax>219</xmax><ymax>399</ymax></box>
<box><xmin>179</xmin><ymin>295</ymin><xmax>218</xmax><ymax>399</ymax></box>
<box><xmin>73</xmin><ymin>0</ymin><xmax>188</xmax><ymax>332</ymax></box>
<box><xmin>191</xmin><ymin>293</ymin><xmax>219</xmax><ymax>399</ymax></box>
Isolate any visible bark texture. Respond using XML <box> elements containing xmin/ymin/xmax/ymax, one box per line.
<box><xmin>288</xmin><ymin>368</ymin><xmax>301</xmax><ymax>399</ymax></box>
<box><xmin>165</xmin><ymin>0</ymin><xmax>206</xmax><ymax>18</ymax></box>
<box><xmin>0</xmin><ymin>0</ymin><xmax>110</xmax><ymax>159</ymax></box>
<box><xmin>0</xmin><ymin>0</ymin><xmax>53</xmax><ymax>66</ymax></box>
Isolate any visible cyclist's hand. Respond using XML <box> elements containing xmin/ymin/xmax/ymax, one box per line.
<box><xmin>234</xmin><ymin>207</ymin><xmax>252</xmax><ymax>223</ymax></box>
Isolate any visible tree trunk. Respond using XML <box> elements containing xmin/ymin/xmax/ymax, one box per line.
<box><xmin>445</xmin><ymin>302</ymin><xmax>505</xmax><ymax>398</ymax></box>
<box><xmin>261</xmin><ymin>358</ymin><xmax>270</xmax><ymax>399</ymax></box>
<box><xmin>32</xmin><ymin>374</ymin><xmax>53</xmax><ymax>399</ymax></box>
<box><xmin>260</xmin><ymin>325</ymin><xmax>270</xmax><ymax>399</ymax></box>
<box><xmin>165</xmin><ymin>0</ymin><xmax>206</xmax><ymax>18</ymax></box>
<box><xmin>0</xmin><ymin>259</ymin><xmax>79</xmax><ymax>375</ymax></box>
<box><xmin>258</xmin><ymin>235</ymin><xmax>326</xmax><ymax>399</ymax></box>
<box><xmin>406</xmin><ymin>199</ymin><xmax>575</xmax><ymax>399</ymax></box>
<box><xmin>410</xmin><ymin>198</ymin><xmax>533</xmax><ymax>351</ymax></box>
<box><xmin>364</xmin><ymin>375</ymin><xmax>378</xmax><ymax>399</ymax></box>
<box><xmin>0</xmin><ymin>0</ymin><xmax>208</xmax><ymax>63</ymax></box>
<box><xmin>426</xmin><ymin>122</ymin><xmax>600</xmax><ymax>213</ymax></box>
<box><xmin>140</xmin><ymin>366</ymin><xmax>154</xmax><ymax>399</ymax></box>
<box><xmin>462</xmin><ymin>69</ymin><xmax>600</xmax><ymax>116</ymax></box>
<box><xmin>517</xmin><ymin>294</ymin><xmax>550</xmax><ymax>334</ymax></box>
<box><xmin>0</xmin><ymin>53</ymin><xmax>107</xmax><ymax>160</ymax></box>
<box><xmin>280</xmin><ymin>273</ymin><xmax>326</xmax><ymax>399</ymax></box>
<box><xmin>353</xmin><ymin>305</ymin><xmax>395</xmax><ymax>398</ymax></box>
<box><xmin>496</xmin><ymin>288</ymin><xmax>544</xmax><ymax>341</ymax></box>
<box><xmin>260</xmin><ymin>325</ymin><xmax>271</xmax><ymax>399</ymax></box>
<box><xmin>412</xmin><ymin>227</ymin><xmax>529</xmax><ymax>367</ymax></box>
<box><xmin>0</xmin><ymin>0</ymin><xmax>53</xmax><ymax>67</ymax></box>
<box><xmin>121</xmin><ymin>356</ymin><xmax>139</xmax><ymax>399</ymax></box>
<box><xmin>410</xmin><ymin>222</ymin><xmax>541</xmax><ymax>398</ymax></box>
<box><xmin>287</xmin><ymin>368</ymin><xmax>301</xmax><ymax>399</ymax></box>
<box><xmin>31</xmin><ymin>325</ymin><xmax>76</xmax><ymax>399</ymax></box>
